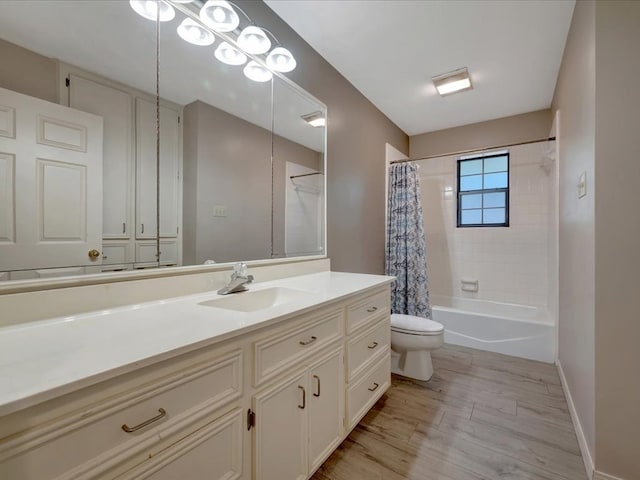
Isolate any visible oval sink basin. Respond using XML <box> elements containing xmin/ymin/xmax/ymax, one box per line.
<box><xmin>198</xmin><ymin>287</ymin><xmax>313</xmax><ymax>312</ymax></box>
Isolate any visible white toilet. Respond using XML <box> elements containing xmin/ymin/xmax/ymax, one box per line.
<box><xmin>390</xmin><ymin>314</ymin><xmax>444</xmax><ymax>381</ymax></box>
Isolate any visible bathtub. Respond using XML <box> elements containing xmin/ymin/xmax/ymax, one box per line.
<box><xmin>430</xmin><ymin>295</ymin><xmax>556</xmax><ymax>363</ymax></box>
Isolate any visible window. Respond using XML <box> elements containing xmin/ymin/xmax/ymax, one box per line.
<box><xmin>457</xmin><ymin>151</ymin><xmax>509</xmax><ymax>227</ymax></box>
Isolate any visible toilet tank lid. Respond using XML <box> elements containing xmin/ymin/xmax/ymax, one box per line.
<box><xmin>391</xmin><ymin>314</ymin><xmax>444</xmax><ymax>334</ymax></box>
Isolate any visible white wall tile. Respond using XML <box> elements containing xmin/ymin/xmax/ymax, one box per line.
<box><xmin>419</xmin><ymin>142</ymin><xmax>554</xmax><ymax>307</ymax></box>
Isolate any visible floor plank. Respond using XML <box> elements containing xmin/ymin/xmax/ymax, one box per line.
<box><xmin>311</xmin><ymin>344</ymin><xmax>587</xmax><ymax>480</ymax></box>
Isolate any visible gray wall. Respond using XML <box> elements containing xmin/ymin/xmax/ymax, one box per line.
<box><xmin>410</xmin><ymin>109</ymin><xmax>552</xmax><ymax>159</ymax></box>
<box><xmin>594</xmin><ymin>2</ymin><xmax>640</xmax><ymax>478</ymax></box>
<box><xmin>183</xmin><ymin>100</ymin><xmax>320</xmax><ymax>265</ymax></box>
<box><xmin>0</xmin><ymin>38</ymin><xmax>57</xmax><ymax>103</ymax></box>
<box><xmin>551</xmin><ymin>0</ymin><xmax>596</xmax><ymax>467</ymax></box>
<box><xmin>242</xmin><ymin>1</ymin><xmax>409</xmax><ymax>274</ymax></box>
<box><xmin>183</xmin><ymin>100</ymin><xmax>271</xmax><ymax>264</ymax></box>
<box><xmin>553</xmin><ymin>2</ymin><xmax>640</xmax><ymax>478</ymax></box>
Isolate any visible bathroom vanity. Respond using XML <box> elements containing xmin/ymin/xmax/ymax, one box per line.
<box><xmin>0</xmin><ymin>272</ymin><xmax>392</xmax><ymax>480</ymax></box>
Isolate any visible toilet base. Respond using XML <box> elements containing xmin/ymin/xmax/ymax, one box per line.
<box><xmin>390</xmin><ymin>349</ymin><xmax>434</xmax><ymax>381</ymax></box>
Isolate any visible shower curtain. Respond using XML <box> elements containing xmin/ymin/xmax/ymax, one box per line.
<box><xmin>386</xmin><ymin>162</ymin><xmax>432</xmax><ymax>319</ymax></box>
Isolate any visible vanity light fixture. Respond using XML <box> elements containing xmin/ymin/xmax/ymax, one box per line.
<box><xmin>237</xmin><ymin>26</ymin><xmax>271</xmax><ymax>55</ymax></box>
<box><xmin>177</xmin><ymin>18</ymin><xmax>215</xmax><ymax>46</ymax></box>
<box><xmin>199</xmin><ymin>0</ymin><xmax>240</xmax><ymax>32</ymax></box>
<box><xmin>266</xmin><ymin>47</ymin><xmax>296</xmax><ymax>73</ymax></box>
<box><xmin>301</xmin><ymin>111</ymin><xmax>326</xmax><ymax>128</ymax></box>
<box><xmin>243</xmin><ymin>61</ymin><xmax>273</xmax><ymax>82</ymax></box>
<box><xmin>158</xmin><ymin>0</ymin><xmax>298</xmax><ymax>81</ymax></box>
<box><xmin>432</xmin><ymin>67</ymin><xmax>473</xmax><ymax>96</ymax></box>
<box><xmin>215</xmin><ymin>41</ymin><xmax>247</xmax><ymax>65</ymax></box>
<box><xmin>130</xmin><ymin>0</ymin><xmax>175</xmax><ymax>22</ymax></box>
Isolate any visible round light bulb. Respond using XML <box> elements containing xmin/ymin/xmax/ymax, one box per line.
<box><xmin>243</xmin><ymin>61</ymin><xmax>272</xmax><ymax>83</ymax></box>
<box><xmin>266</xmin><ymin>47</ymin><xmax>296</xmax><ymax>73</ymax></box>
<box><xmin>237</xmin><ymin>26</ymin><xmax>271</xmax><ymax>55</ymax></box>
<box><xmin>199</xmin><ymin>0</ymin><xmax>239</xmax><ymax>32</ymax></box>
<box><xmin>214</xmin><ymin>42</ymin><xmax>247</xmax><ymax>66</ymax></box>
<box><xmin>129</xmin><ymin>0</ymin><xmax>175</xmax><ymax>22</ymax></box>
<box><xmin>177</xmin><ymin>18</ymin><xmax>215</xmax><ymax>46</ymax></box>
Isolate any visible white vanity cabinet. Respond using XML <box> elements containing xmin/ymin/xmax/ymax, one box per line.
<box><xmin>0</xmin><ymin>280</ymin><xmax>391</xmax><ymax>480</ymax></box>
<box><xmin>252</xmin><ymin>347</ymin><xmax>344</xmax><ymax>480</ymax></box>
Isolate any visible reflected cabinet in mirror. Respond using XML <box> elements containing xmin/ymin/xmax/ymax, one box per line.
<box><xmin>0</xmin><ymin>0</ymin><xmax>326</xmax><ymax>283</ymax></box>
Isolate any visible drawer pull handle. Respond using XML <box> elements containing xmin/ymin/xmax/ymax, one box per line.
<box><xmin>367</xmin><ymin>341</ymin><xmax>379</xmax><ymax>349</ymax></box>
<box><xmin>368</xmin><ymin>383</ymin><xmax>380</xmax><ymax>392</ymax></box>
<box><xmin>298</xmin><ymin>386</ymin><xmax>306</xmax><ymax>409</ymax></box>
<box><xmin>367</xmin><ymin>306</ymin><xmax>378</xmax><ymax>313</ymax></box>
<box><xmin>313</xmin><ymin>375</ymin><xmax>321</xmax><ymax>397</ymax></box>
<box><xmin>121</xmin><ymin>408</ymin><xmax>166</xmax><ymax>433</ymax></box>
<box><xmin>299</xmin><ymin>336</ymin><xmax>317</xmax><ymax>346</ymax></box>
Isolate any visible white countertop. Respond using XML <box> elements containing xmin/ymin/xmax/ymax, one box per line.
<box><xmin>0</xmin><ymin>271</ymin><xmax>393</xmax><ymax>416</ymax></box>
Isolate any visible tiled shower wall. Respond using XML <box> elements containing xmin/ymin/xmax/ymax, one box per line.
<box><xmin>418</xmin><ymin>141</ymin><xmax>555</xmax><ymax>307</ymax></box>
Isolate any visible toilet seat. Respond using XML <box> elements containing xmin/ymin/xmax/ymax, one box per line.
<box><xmin>391</xmin><ymin>314</ymin><xmax>444</xmax><ymax>336</ymax></box>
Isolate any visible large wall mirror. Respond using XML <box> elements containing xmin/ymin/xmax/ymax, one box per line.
<box><xmin>0</xmin><ymin>0</ymin><xmax>326</xmax><ymax>283</ymax></box>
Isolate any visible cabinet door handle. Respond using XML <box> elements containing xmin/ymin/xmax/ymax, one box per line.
<box><xmin>367</xmin><ymin>341</ymin><xmax>379</xmax><ymax>350</ymax></box>
<box><xmin>141</xmin><ymin>223</ymin><xmax>144</xmax><ymax>234</ymax></box>
<box><xmin>121</xmin><ymin>408</ymin><xmax>166</xmax><ymax>433</ymax></box>
<box><xmin>367</xmin><ymin>306</ymin><xmax>378</xmax><ymax>313</ymax></box>
<box><xmin>368</xmin><ymin>383</ymin><xmax>379</xmax><ymax>392</ymax></box>
<box><xmin>298</xmin><ymin>386</ymin><xmax>306</xmax><ymax>409</ymax></box>
<box><xmin>122</xmin><ymin>222</ymin><xmax>126</xmax><ymax>234</ymax></box>
<box><xmin>299</xmin><ymin>336</ymin><xmax>317</xmax><ymax>346</ymax></box>
<box><xmin>313</xmin><ymin>375</ymin><xmax>321</xmax><ymax>397</ymax></box>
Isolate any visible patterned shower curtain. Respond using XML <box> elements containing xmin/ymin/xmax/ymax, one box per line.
<box><xmin>386</xmin><ymin>162</ymin><xmax>432</xmax><ymax>319</ymax></box>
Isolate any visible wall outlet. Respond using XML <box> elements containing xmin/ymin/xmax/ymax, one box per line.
<box><xmin>578</xmin><ymin>171</ymin><xmax>587</xmax><ymax>198</ymax></box>
<box><xmin>213</xmin><ymin>205</ymin><xmax>227</xmax><ymax>217</ymax></box>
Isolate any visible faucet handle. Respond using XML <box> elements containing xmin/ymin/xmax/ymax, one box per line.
<box><xmin>233</xmin><ymin>262</ymin><xmax>247</xmax><ymax>277</ymax></box>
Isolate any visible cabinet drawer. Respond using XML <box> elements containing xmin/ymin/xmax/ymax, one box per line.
<box><xmin>102</xmin><ymin>243</ymin><xmax>130</xmax><ymax>265</ymax></box>
<box><xmin>0</xmin><ymin>350</ymin><xmax>243</xmax><ymax>480</ymax></box>
<box><xmin>135</xmin><ymin>240</ymin><xmax>178</xmax><ymax>265</ymax></box>
<box><xmin>346</xmin><ymin>354</ymin><xmax>390</xmax><ymax>430</ymax></box>
<box><xmin>347</xmin><ymin>317</ymin><xmax>390</xmax><ymax>381</ymax></box>
<box><xmin>114</xmin><ymin>408</ymin><xmax>244</xmax><ymax>480</ymax></box>
<box><xmin>253</xmin><ymin>309</ymin><xmax>343</xmax><ymax>386</ymax></box>
<box><xmin>346</xmin><ymin>289</ymin><xmax>390</xmax><ymax>333</ymax></box>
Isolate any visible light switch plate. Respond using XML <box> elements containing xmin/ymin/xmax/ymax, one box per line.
<box><xmin>578</xmin><ymin>171</ymin><xmax>587</xmax><ymax>198</ymax></box>
<box><xmin>213</xmin><ymin>205</ymin><xmax>227</xmax><ymax>217</ymax></box>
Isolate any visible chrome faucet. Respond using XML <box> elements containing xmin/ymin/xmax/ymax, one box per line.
<box><xmin>217</xmin><ymin>263</ymin><xmax>254</xmax><ymax>295</ymax></box>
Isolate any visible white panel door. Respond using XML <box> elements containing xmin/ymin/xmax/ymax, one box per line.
<box><xmin>69</xmin><ymin>75</ymin><xmax>132</xmax><ymax>239</ymax></box>
<box><xmin>135</xmin><ymin>98</ymin><xmax>179</xmax><ymax>240</ymax></box>
<box><xmin>253</xmin><ymin>371</ymin><xmax>307</xmax><ymax>480</ymax></box>
<box><xmin>0</xmin><ymin>86</ymin><xmax>103</xmax><ymax>272</ymax></box>
<box><xmin>308</xmin><ymin>349</ymin><xmax>344</xmax><ymax>473</ymax></box>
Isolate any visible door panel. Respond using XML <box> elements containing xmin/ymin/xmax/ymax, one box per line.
<box><xmin>69</xmin><ymin>75</ymin><xmax>132</xmax><ymax>239</ymax></box>
<box><xmin>0</xmin><ymin>86</ymin><xmax>103</xmax><ymax>272</ymax></box>
<box><xmin>253</xmin><ymin>372</ymin><xmax>307</xmax><ymax>480</ymax></box>
<box><xmin>308</xmin><ymin>349</ymin><xmax>344</xmax><ymax>472</ymax></box>
<box><xmin>135</xmin><ymin>98</ymin><xmax>179</xmax><ymax>240</ymax></box>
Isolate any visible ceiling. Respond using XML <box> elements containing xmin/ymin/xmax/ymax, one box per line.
<box><xmin>264</xmin><ymin>0</ymin><xmax>576</xmax><ymax>136</ymax></box>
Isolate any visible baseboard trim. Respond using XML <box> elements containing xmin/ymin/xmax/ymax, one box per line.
<box><xmin>593</xmin><ymin>471</ymin><xmax>625</xmax><ymax>480</ymax></box>
<box><xmin>556</xmin><ymin>360</ymin><xmax>594</xmax><ymax>480</ymax></box>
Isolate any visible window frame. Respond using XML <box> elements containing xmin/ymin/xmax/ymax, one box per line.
<box><xmin>456</xmin><ymin>152</ymin><xmax>510</xmax><ymax>228</ymax></box>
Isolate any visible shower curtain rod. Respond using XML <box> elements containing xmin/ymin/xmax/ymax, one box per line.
<box><xmin>290</xmin><ymin>171</ymin><xmax>323</xmax><ymax>179</ymax></box>
<box><xmin>390</xmin><ymin>136</ymin><xmax>556</xmax><ymax>164</ymax></box>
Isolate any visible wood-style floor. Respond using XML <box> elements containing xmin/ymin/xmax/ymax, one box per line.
<box><xmin>313</xmin><ymin>344</ymin><xmax>586</xmax><ymax>480</ymax></box>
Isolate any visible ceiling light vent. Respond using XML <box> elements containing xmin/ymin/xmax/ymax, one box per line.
<box><xmin>301</xmin><ymin>111</ymin><xmax>325</xmax><ymax>127</ymax></box>
<box><xmin>432</xmin><ymin>67</ymin><xmax>473</xmax><ymax>96</ymax></box>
